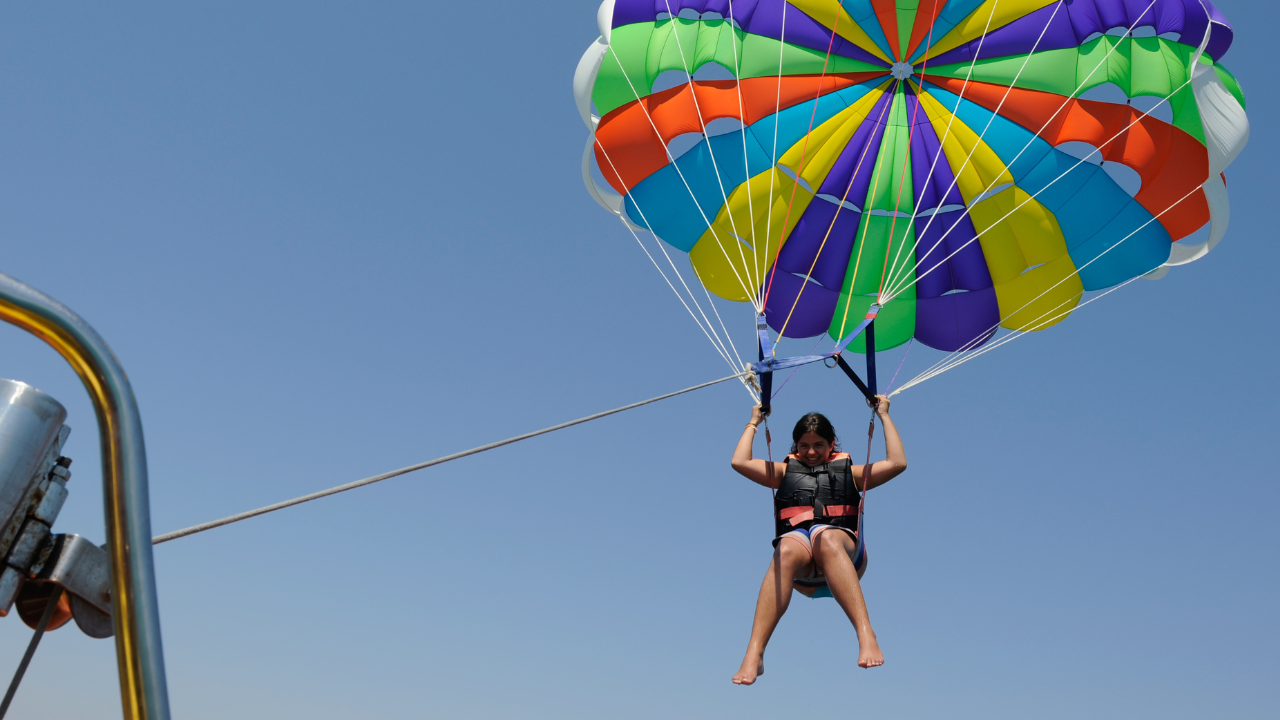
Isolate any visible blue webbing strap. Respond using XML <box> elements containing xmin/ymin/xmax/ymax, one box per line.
<box><xmin>750</xmin><ymin>306</ymin><xmax>880</xmax><ymax>377</ymax></box>
<box><xmin>832</xmin><ymin>305</ymin><xmax>880</xmax><ymax>354</ymax></box>
<box><xmin>756</xmin><ymin>314</ymin><xmax>774</xmax><ymax>359</ymax></box>
<box><xmin>750</xmin><ymin>353</ymin><xmax>828</xmax><ymax>374</ymax></box>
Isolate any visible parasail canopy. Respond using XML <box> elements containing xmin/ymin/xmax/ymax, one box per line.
<box><xmin>576</xmin><ymin>0</ymin><xmax>1249</xmax><ymax>358</ymax></box>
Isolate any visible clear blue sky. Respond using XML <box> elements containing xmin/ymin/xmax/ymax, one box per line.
<box><xmin>0</xmin><ymin>2</ymin><xmax>1275</xmax><ymax>718</ymax></box>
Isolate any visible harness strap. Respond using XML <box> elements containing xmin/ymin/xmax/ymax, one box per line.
<box><xmin>854</xmin><ymin>413</ymin><xmax>874</xmax><ymax>566</ymax></box>
<box><xmin>865</xmin><ymin>318</ymin><xmax>877</xmax><ymax>396</ymax></box>
<box><xmin>757</xmin><ymin>314</ymin><xmax>774</xmax><ymax>416</ymax></box>
<box><xmin>777</xmin><ymin>503</ymin><xmax>858</xmax><ymax>527</ymax></box>
<box><xmin>834</xmin><ymin>354</ymin><xmax>875</xmax><ymax>403</ymax></box>
<box><xmin>779</xmin><ymin>507</ymin><xmax>815</xmax><ymax>526</ymax></box>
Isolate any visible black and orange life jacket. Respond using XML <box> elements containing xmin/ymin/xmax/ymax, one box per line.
<box><xmin>774</xmin><ymin>452</ymin><xmax>861</xmax><ymax>537</ymax></box>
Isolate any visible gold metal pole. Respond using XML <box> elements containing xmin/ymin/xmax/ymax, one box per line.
<box><xmin>0</xmin><ymin>274</ymin><xmax>169</xmax><ymax>720</ymax></box>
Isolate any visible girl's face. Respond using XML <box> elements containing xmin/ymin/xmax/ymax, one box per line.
<box><xmin>795</xmin><ymin>431</ymin><xmax>832</xmax><ymax>466</ymax></box>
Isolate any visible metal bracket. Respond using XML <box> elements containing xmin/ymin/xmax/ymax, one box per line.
<box><xmin>0</xmin><ymin>389</ymin><xmax>73</xmax><ymax>618</ymax></box>
<box><xmin>18</xmin><ymin>534</ymin><xmax>112</xmax><ymax>639</ymax></box>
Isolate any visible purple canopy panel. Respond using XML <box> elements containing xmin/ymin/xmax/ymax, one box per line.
<box><xmin>764</xmin><ymin>270</ymin><xmax>839</xmax><ymax>338</ymax></box>
<box><xmin>927</xmin><ymin>0</ymin><xmax>1229</xmax><ymax>68</ymax></box>
<box><xmin>776</xmin><ymin>199</ymin><xmax>864</xmax><ymax>290</ymax></box>
<box><xmin>906</xmin><ymin>91</ymin><xmax>965</xmax><ymax>213</ymax></box>
<box><xmin>1075</xmin><ymin>0</ymin><xmax>1217</xmax><ymax>56</ymax></box>
<box><xmin>740</xmin><ymin>0</ymin><xmax>887</xmax><ymax>66</ymax></box>
<box><xmin>914</xmin><ymin>288</ymin><xmax>1000</xmax><ymax>352</ymax></box>
<box><xmin>610</xmin><ymin>0</ymin><xmax>887</xmax><ymax>66</ymax></box>
<box><xmin>915</xmin><ymin>209</ymin><xmax>994</xmax><ymax>295</ymax></box>
<box><xmin>611</xmin><ymin>0</ymin><xmax>744</xmax><ymax>26</ymax></box>
<box><xmin>904</xmin><ymin>90</ymin><xmax>993</xmax><ymax>299</ymax></box>
<box><xmin>817</xmin><ymin>90</ymin><xmax>894</xmax><ymax>201</ymax></box>
<box><xmin>926</xmin><ymin>3</ymin><xmax>1079</xmax><ymax>67</ymax></box>
<box><xmin>913</xmin><ymin>236</ymin><xmax>955</xmax><ymax>299</ymax></box>
<box><xmin>901</xmin><ymin>84</ymin><xmax>933</xmax><ymax>134</ymax></box>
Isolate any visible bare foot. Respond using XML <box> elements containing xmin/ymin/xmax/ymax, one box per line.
<box><xmin>731</xmin><ymin>654</ymin><xmax>764</xmax><ymax>685</ymax></box>
<box><xmin>858</xmin><ymin>634</ymin><xmax>884</xmax><ymax>668</ymax></box>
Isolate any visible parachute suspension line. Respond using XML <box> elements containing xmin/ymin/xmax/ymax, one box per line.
<box><xmin>891</xmin><ymin>183</ymin><xmax>1202</xmax><ymax>393</ymax></box>
<box><xmin>833</xmin><ymin>0</ymin><xmax>1000</xmax><ymax>341</ymax></box>
<box><xmin>595</xmin><ymin>139</ymin><xmax>743</xmax><ymax>376</ymax></box>
<box><xmin>873</xmin><ymin>87</ymin><xmax>922</xmax><ymax>302</ymax></box>
<box><xmin>761</xmin><ymin>2</ymin><xmax>846</xmax><ymax>315</ymax></box>
<box><xmin>851</xmin><ymin>405</ymin><xmax>875</xmax><ymax>566</ymax></box>
<box><xmin>834</xmin><ymin>82</ymin><xmax>901</xmax><ymax>342</ymax></box>
<box><xmin>689</xmin><ymin>260</ymin><xmax>752</xmax><ymax>375</ymax></box>
<box><xmin>894</xmin><ymin>274</ymin><xmax>1142</xmax><ymax>395</ymax></box>
<box><xmin>775</xmin><ymin>78</ymin><xmax>899</xmax><ymax>343</ymax></box>
<box><xmin>906</xmin><ymin>180</ymin><xmax>1202</xmax><ymax>385</ymax></box>
<box><xmin>661</xmin><ymin>0</ymin><xmax>762</xmax><ymax>314</ymax></box>
<box><xmin>880</xmin><ymin>0</ymin><xmax>1177</xmax><ymax>303</ymax></box>
<box><xmin>876</xmin><ymin>0</ymin><xmax>944</xmax><ymax>303</ymax></box>
<box><xmin>881</xmin><ymin>2</ymin><xmax>1150</xmax><ymax>302</ymax></box>
<box><xmin>864</xmin><ymin>0</ymin><xmax>1003</xmax><ymax>309</ymax></box>
<box><xmin>763</xmin><ymin>412</ymin><xmax>775</xmax><ymax>537</ymax></box>
<box><xmin>760</xmin><ymin>1</ymin><xmax>789</xmax><ymax>307</ymax></box>
<box><xmin>896</xmin><ymin>167</ymin><xmax>1207</xmax><ymax>393</ymax></box>
<box><xmin>726</xmin><ymin>1</ymin><xmax>761</xmax><ymax>296</ymax></box>
<box><xmin>926</xmin><ymin>285</ymin><xmax>1124</xmax><ymax>382</ymax></box>
<box><xmin>898</xmin><ymin>291</ymin><xmax>1093</xmax><ymax>392</ymax></box>
<box><xmin>770</xmin><ymin>333</ymin><xmax>829</xmax><ymax>400</ymax></box>
<box><xmin>596</xmin><ymin>147</ymin><xmax>749</xmax><ymax>392</ymax></box>
<box><xmin>884</xmin><ymin>338</ymin><xmax>913</xmax><ymax>394</ymax></box>
<box><xmin>605</xmin><ymin>129</ymin><xmax>751</xmax><ymax>375</ymax></box>
<box><xmin>616</xmin><ymin>218</ymin><xmax>741</xmax><ymax>374</ymax></box>
<box><xmin>860</xmin><ymin>0</ymin><xmax>1009</xmax><ymax>304</ymax></box>
<box><xmin>153</xmin><ymin>370</ymin><xmax>753</xmax><ymax>545</ymax></box>
<box><xmin>863</xmin><ymin>412</ymin><xmax>875</xmax><ymax>482</ymax></box>
<box><xmin>881</xmin><ymin>0</ymin><xmax>1062</xmax><ymax>300</ymax></box>
<box><xmin>880</xmin><ymin>47</ymin><xmax>1207</xmax><ymax>306</ymax></box>
<box><xmin>603</xmin><ymin>45</ymin><xmax>761</xmax><ymax>307</ymax></box>
<box><xmin>0</xmin><ymin>585</ymin><xmax>62</xmax><ymax>719</ymax></box>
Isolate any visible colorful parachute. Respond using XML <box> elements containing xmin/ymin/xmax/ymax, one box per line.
<box><xmin>575</xmin><ymin>0</ymin><xmax>1249</xmax><ymax>354</ymax></box>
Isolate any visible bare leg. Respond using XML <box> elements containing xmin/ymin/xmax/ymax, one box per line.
<box><xmin>732</xmin><ymin>539</ymin><xmax>811</xmax><ymax>685</ymax></box>
<box><xmin>812</xmin><ymin>530</ymin><xmax>883</xmax><ymax>668</ymax></box>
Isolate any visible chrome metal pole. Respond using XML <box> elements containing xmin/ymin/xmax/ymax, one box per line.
<box><xmin>0</xmin><ymin>274</ymin><xmax>169</xmax><ymax>720</ymax></box>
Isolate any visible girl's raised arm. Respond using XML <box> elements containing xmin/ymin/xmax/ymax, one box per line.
<box><xmin>730</xmin><ymin>405</ymin><xmax>782</xmax><ymax>488</ymax></box>
<box><xmin>858</xmin><ymin>396</ymin><xmax>907</xmax><ymax>491</ymax></box>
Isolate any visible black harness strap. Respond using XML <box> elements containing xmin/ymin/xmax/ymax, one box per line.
<box><xmin>757</xmin><ymin>315</ymin><xmax>775</xmax><ymax>416</ymax></box>
<box><xmin>833</xmin><ymin>318</ymin><xmax>878</xmax><ymax>405</ymax></box>
<box><xmin>864</xmin><ymin>318</ymin><xmax>877</xmax><ymax>397</ymax></box>
<box><xmin>834</xmin><ymin>354</ymin><xmax>874</xmax><ymax>403</ymax></box>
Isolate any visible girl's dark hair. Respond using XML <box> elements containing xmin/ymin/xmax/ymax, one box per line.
<box><xmin>791</xmin><ymin>412</ymin><xmax>840</xmax><ymax>454</ymax></box>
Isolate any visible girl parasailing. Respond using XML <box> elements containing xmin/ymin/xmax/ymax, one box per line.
<box><xmin>730</xmin><ymin>398</ymin><xmax>906</xmax><ymax>684</ymax></box>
